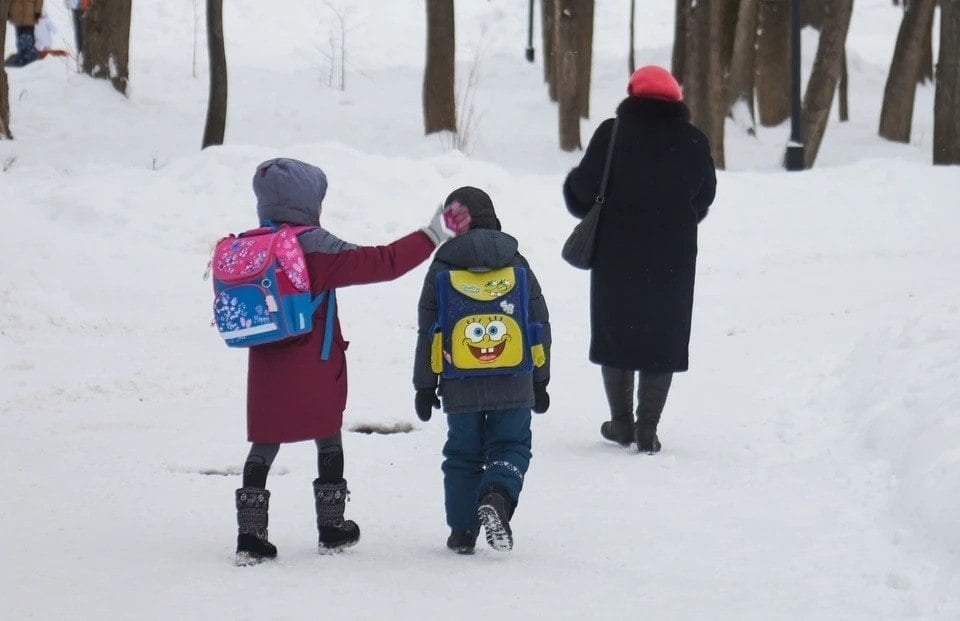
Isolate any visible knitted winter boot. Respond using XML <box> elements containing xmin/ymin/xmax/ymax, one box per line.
<box><xmin>313</xmin><ymin>479</ymin><xmax>360</xmax><ymax>554</ymax></box>
<box><xmin>478</xmin><ymin>485</ymin><xmax>516</xmax><ymax>553</ymax></box>
<box><xmin>600</xmin><ymin>415</ymin><xmax>635</xmax><ymax>446</ymax></box>
<box><xmin>446</xmin><ymin>529</ymin><xmax>479</xmax><ymax>555</ymax></box>
<box><xmin>235</xmin><ymin>488</ymin><xmax>278</xmax><ymax>566</ymax></box>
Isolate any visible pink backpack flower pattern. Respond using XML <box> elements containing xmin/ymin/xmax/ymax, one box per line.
<box><xmin>211</xmin><ymin>225</ymin><xmax>337</xmax><ymax>355</ymax></box>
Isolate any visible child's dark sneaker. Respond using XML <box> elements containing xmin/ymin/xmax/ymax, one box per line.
<box><xmin>635</xmin><ymin>426</ymin><xmax>662</xmax><ymax>454</ymax></box>
<box><xmin>235</xmin><ymin>488</ymin><xmax>278</xmax><ymax>566</ymax></box>
<box><xmin>446</xmin><ymin>529</ymin><xmax>479</xmax><ymax>555</ymax></box>
<box><xmin>313</xmin><ymin>479</ymin><xmax>360</xmax><ymax>554</ymax></box>
<box><xmin>478</xmin><ymin>487</ymin><xmax>515</xmax><ymax>552</ymax></box>
<box><xmin>600</xmin><ymin>416</ymin><xmax>634</xmax><ymax>446</ymax></box>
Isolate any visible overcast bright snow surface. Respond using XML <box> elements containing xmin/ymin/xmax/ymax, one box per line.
<box><xmin>2</xmin><ymin>1</ymin><xmax>959</xmax><ymax>619</ymax></box>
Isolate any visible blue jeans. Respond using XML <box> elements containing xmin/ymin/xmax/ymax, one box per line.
<box><xmin>442</xmin><ymin>408</ymin><xmax>532</xmax><ymax>531</ymax></box>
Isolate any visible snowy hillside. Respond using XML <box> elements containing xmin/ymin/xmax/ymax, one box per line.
<box><xmin>2</xmin><ymin>1</ymin><xmax>959</xmax><ymax>619</ymax></box>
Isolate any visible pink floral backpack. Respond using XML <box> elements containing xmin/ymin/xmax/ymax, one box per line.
<box><xmin>211</xmin><ymin>225</ymin><xmax>336</xmax><ymax>356</ymax></box>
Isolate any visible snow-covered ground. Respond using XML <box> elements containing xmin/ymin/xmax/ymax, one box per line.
<box><xmin>2</xmin><ymin>1</ymin><xmax>959</xmax><ymax>619</ymax></box>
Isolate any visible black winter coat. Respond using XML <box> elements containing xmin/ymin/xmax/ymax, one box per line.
<box><xmin>563</xmin><ymin>98</ymin><xmax>716</xmax><ymax>372</ymax></box>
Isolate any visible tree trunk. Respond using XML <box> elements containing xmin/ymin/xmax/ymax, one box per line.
<box><xmin>629</xmin><ymin>0</ymin><xmax>636</xmax><ymax>74</ymax></box>
<box><xmin>878</xmin><ymin>0</ymin><xmax>938</xmax><ymax>142</ymax></box>
<box><xmin>685</xmin><ymin>0</ymin><xmax>727</xmax><ymax>168</ymax></box>
<box><xmin>423</xmin><ymin>0</ymin><xmax>457</xmax><ymax>135</ymax></box>
<box><xmin>672</xmin><ymin>0</ymin><xmax>688</xmax><ymax>84</ymax></box>
<box><xmin>727</xmin><ymin>0</ymin><xmax>760</xmax><ymax>126</ymax></box>
<box><xmin>756</xmin><ymin>0</ymin><xmax>791</xmax><ymax>126</ymax></box>
<box><xmin>81</xmin><ymin>0</ymin><xmax>132</xmax><ymax>96</ymax></box>
<box><xmin>934</xmin><ymin>0</ymin><xmax>960</xmax><ymax>164</ymax></box>
<box><xmin>202</xmin><ymin>0</ymin><xmax>227</xmax><ymax>149</ymax></box>
<box><xmin>0</xmin><ymin>0</ymin><xmax>11</xmax><ymax>139</ymax></box>
<box><xmin>839</xmin><ymin>47</ymin><xmax>850</xmax><ymax>121</ymax></box>
<box><xmin>556</xmin><ymin>0</ymin><xmax>581</xmax><ymax>151</ymax></box>
<box><xmin>919</xmin><ymin>12</ymin><xmax>935</xmax><ymax>83</ymax></box>
<box><xmin>578</xmin><ymin>0</ymin><xmax>594</xmax><ymax>119</ymax></box>
<box><xmin>542</xmin><ymin>0</ymin><xmax>558</xmax><ymax>101</ymax></box>
<box><xmin>801</xmin><ymin>0</ymin><xmax>855</xmax><ymax>168</ymax></box>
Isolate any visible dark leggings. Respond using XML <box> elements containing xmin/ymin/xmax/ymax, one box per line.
<box><xmin>601</xmin><ymin>366</ymin><xmax>673</xmax><ymax>429</ymax></box>
<box><xmin>242</xmin><ymin>433</ymin><xmax>344</xmax><ymax>489</ymax></box>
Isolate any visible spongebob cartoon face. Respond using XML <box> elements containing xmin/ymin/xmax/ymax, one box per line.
<box><xmin>451</xmin><ymin>314</ymin><xmax>525</xmax><ymax>369</ymax></box>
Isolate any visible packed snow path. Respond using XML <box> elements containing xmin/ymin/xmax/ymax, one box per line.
<box><xmin>2</xmin><ymin>1</ymin><xmax>959</xmax><ymax>618</ymax></box>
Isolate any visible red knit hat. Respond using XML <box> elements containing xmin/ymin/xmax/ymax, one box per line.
<box><xmin>627</xmin><ymin>65</ymin><xmax>683</xmax><ymax>101</ymax></box>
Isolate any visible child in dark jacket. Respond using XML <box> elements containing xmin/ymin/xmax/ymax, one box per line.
<box><xmin>413</xmin><ymin>187</ymin><xmax>551</xmax><ymax>554</ymax></box>
<box><xmin>232</xmin><ymin>158</ymin><xmax>470</xmax><ymax>565</ymax></box>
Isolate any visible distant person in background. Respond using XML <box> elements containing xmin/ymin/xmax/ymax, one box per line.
<box><xmin>563</xmin><ymin>65</ymin><xmax>716</xmax><ymax>454</ymax></box>
<box><xmin>63</xmin><ymin>0</ymin><xmax>89</xmax><ymax>54</ymax></box>
<box><xmin>4</xmin><ymin>0</ymin><xmax>44</xmax><ymax>68</ymax></box>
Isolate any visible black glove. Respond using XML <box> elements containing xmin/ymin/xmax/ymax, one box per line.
<box><xmin>533</xmin><ymin>381</ymin><xmax>550</xmax><ymax>414</ymax></box>
<box><xmin>415</xmin><ymin>388</ymin><xmax>441</xmax><ymax>422</ymax></box>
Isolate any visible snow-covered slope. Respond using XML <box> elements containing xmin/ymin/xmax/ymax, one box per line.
<box><xmin>2</xmin><ymin>1</ymin><xmax>959</xmax><ymax>619</ymax></box>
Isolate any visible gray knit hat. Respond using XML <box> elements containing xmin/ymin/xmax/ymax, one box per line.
<box><xmin>253</xmin><ymin>158</ymin><xmax>328</xmax><ymax>227</ymax></box>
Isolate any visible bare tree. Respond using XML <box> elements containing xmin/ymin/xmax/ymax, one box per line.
<box><xmin>935</xmin><ymin>0</ymin><xmax>960</xmax><ymax>164</ymax></box>
<box><xmin>556</xmin><ymin>0</ymin><xmax>581</xmax><ymax>150</ymax></box>
<box><xmin>685</xmin><ymin>0</ymin><xmax>727</xmax><ymax>168</ymax></box>
<box><xmin>801</xmin><ymin>0</ymin><xmax>855</xmax><ymax>168</ymax></box>
<box><xmin>202</xmin><ymin>0</ymin><xmax>227</xmax><ymax>149</ymax></box>
<box><xmin>672</xmin><ymin>0</ymin><xmax>688</xmax><ymax>83</ymax></box>
<box><xmin>839</xmin><ymin>48</ymin><xmax>850</xmax><ymax>121</ymax></box>
<box><xmin>727</xmin><ymin>0</ymin><xmax>760</xmax><ymax>129</ymax></box>
<box><xmin>0</xmin><ymin>0</ymin><xmax>12</xmax><ymax>139</ymax></box>
<box><xmin>879</xmin><ymin>0</ymin><xmax>938</xmax><ymax>142</ymax></box>
<box><xmin>542</xmin><ymin>0</ymin><xmax>558</xmax><ymax>101</ymax></box>
<box><xmin>81</xmin><ymin>0</ymin><xmax>132</xmax><ymax>95</ymax></box>
<box><xmin>578</xmin><ymin>0</ymin><xmax>595</xmax><ymax>119</ymax></box>
<box><xmin>755</xmin><ymin>0</ymin><xmax>791</xmax><ymax>126</ymax></box>
<box><xmin>423</xmin><ymin>0</ymin><xmax>456</xmax><ymax>134</ymax></box>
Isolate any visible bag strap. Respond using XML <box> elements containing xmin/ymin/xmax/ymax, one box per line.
<box><xmin>309</xmin><ymin>290</ymin><xmax>338</xmax><ymax>361</ymax></box>
<box><xmin>595</xmin><ymin>117</ymin><xmax>620</xmax><ymax>206</ymax></box>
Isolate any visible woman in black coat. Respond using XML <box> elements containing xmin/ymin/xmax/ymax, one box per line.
<box><xmin>563</xmin><ymin>65</ymin><xmax>716</xmax><ymax>453</ymax></box>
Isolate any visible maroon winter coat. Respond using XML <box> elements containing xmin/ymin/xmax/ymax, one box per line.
<box><xmin>246</xmin><ymin>231</ymin><xmax>435</xmax><ymax>443</ymax></box>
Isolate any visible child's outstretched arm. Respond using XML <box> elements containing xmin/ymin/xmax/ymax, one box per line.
<box><xmin>307</xmin><ymin>231</ymin><xmax>435</xmax><ymax>292</ymax></box>
<box><xmin>306</xmin><ymin>204</ymin><xmax>471</xmax><ymax>291</ymax></box>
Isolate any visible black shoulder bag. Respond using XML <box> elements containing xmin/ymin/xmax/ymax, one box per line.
<box><xmin>561</xmin><ymin>118</ymin><xmax>619</xmax><ymax>270</ymax></box>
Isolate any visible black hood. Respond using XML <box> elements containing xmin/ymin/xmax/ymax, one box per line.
<box><xmin>435</xmin><ymin>229</ymin><xmax>519</xmax><ymax>270</ymax></box>
<box><xmin>616</xmin><ymin>97</ymin><xmax>691</xmax><ymax>123</ymax></box>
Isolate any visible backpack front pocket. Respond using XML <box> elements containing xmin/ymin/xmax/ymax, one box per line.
<box><xmin>214</xmin><ymin>284</ymin><xmax>281</xmax><ymax>345</ymax></box>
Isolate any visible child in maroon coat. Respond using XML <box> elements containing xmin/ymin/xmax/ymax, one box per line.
<box><xmin>234</xmin><ymin>158</ymin><xmax>470</xmax><ymax>565</ymax></box>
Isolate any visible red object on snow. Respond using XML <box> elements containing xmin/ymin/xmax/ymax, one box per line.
<box><xmin>627</xmin><ymin>66</ymin><xmax>683</xmax><ymax>102</ymax></box>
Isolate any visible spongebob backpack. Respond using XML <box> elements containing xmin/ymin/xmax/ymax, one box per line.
<box><xmin>431</xmin><ymin>266</ymin><xmax>546</xmax><ymax>379</ymax></box>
